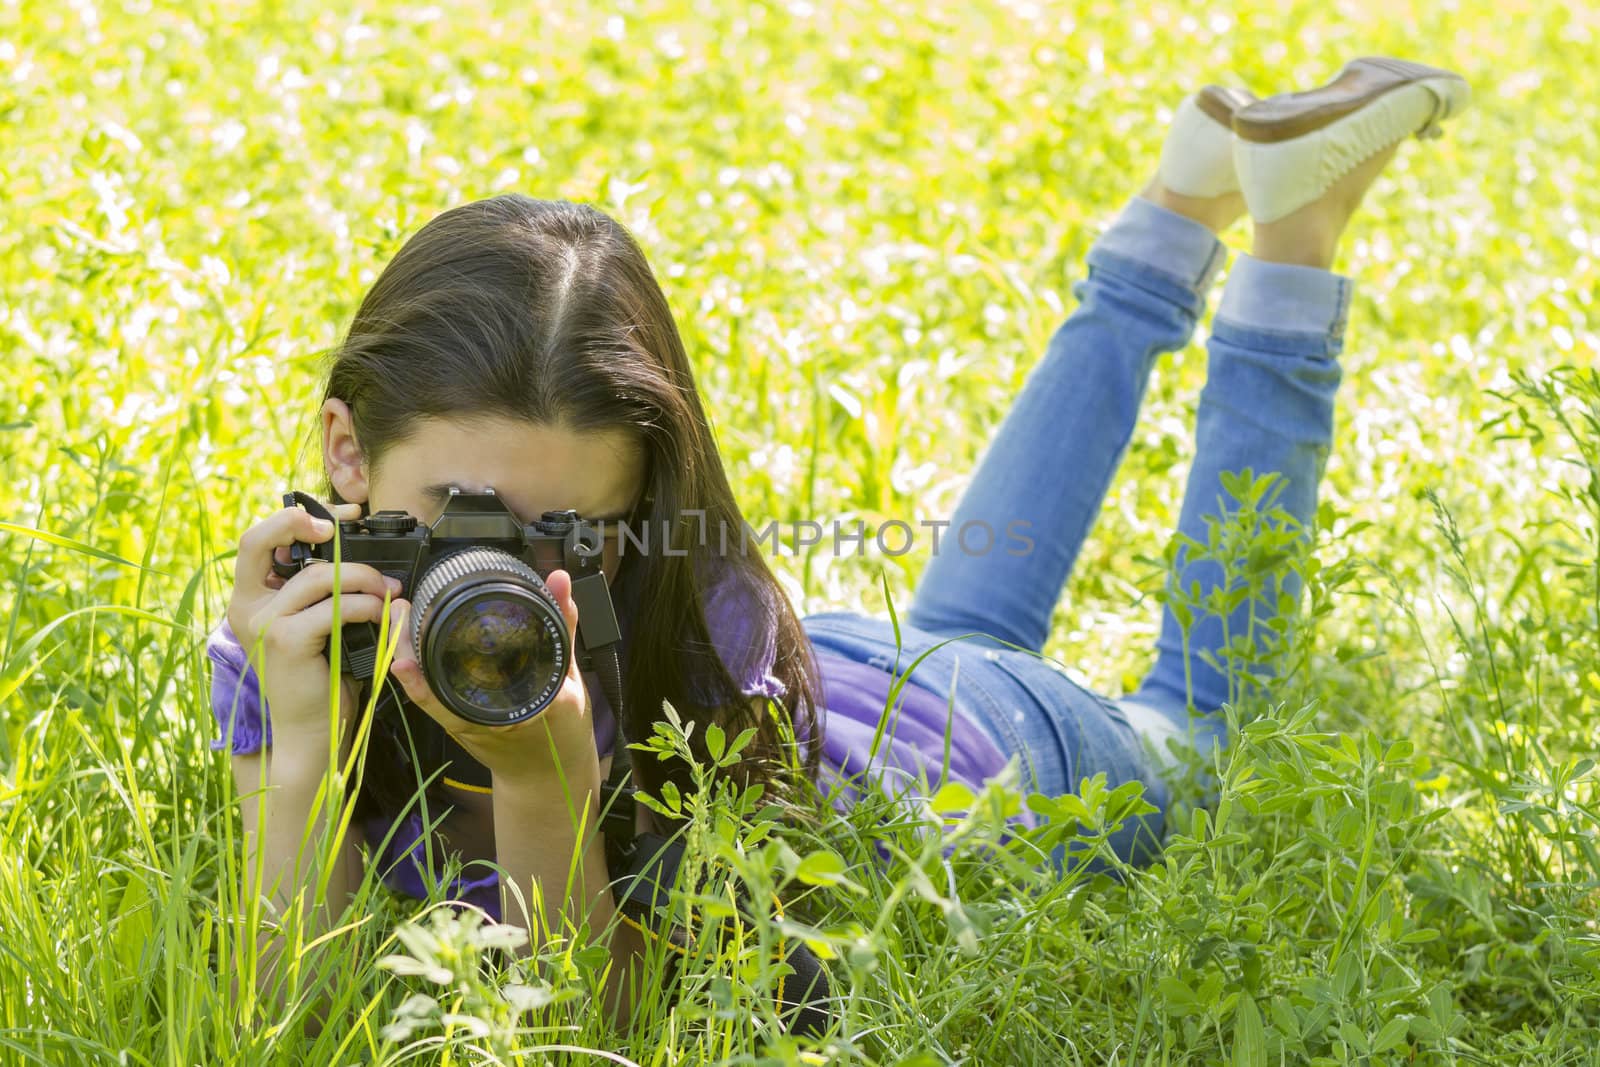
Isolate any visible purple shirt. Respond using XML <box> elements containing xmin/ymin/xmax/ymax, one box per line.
<box><xmin>207</xmin><ymin>569</ymin><xmax>1011</xmax><ymax>921</ymax></box>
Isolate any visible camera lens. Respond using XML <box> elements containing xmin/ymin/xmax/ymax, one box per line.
<box><xmin>409</xmin><ymin>548</ymin><xmax>568</xmax><ymax>725</ymax></box>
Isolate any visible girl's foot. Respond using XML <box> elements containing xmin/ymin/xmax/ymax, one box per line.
<box><xmin>1139</xmin><ymin>177</ymin><xmax>1247</xmax><ymax>237</ymax></box>
<box><xmin>1250</xmin><ymin>140</ymin><xmax>1401</xmax><ymax>269</ymax></box>
<box><xmin>1139</xmin><ymin>85</ymin><xmax>1258</xmax><ymax>236</ymax></box>
<box><xmin>1234</xmin><ymin>57</ymin><xmax>1470</xmax><ymax>268</ymax></box>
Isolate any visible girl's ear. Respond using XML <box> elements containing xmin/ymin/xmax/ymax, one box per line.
<box><xmin>321</xmin><ymin>398</ymin><xmax>370</xmax><ymax>505</ymax></box>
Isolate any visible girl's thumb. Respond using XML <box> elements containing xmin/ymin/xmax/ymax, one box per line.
<box><xmin>547</xmin><ymin>568</ymin><xmax>579</xmax><ymax>639</ymax></box>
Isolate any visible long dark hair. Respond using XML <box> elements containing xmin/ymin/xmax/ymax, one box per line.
<box><xmin>318</xmin><ymin>194</ymin><xmax>822</xmax><ymax>824</ymax></box>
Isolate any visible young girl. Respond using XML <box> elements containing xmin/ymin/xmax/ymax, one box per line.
<box><xmin>209</xmin><ymin>56</ymin><xmax>1468</xmax><ymax>1012</ymax></box>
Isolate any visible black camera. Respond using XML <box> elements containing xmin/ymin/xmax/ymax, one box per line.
<box><xmin>272</xmin><ymin>487</ymin><xmax>623</xmax><ymax>726</ymax></box>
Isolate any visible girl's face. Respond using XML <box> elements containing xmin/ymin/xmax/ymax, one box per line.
<box><xmin>321</xmin><ymin>399</ymin><xmax>648</xmax><ymax>584</ymax></box>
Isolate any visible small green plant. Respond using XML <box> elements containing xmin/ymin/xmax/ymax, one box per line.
<box><xmin>628</xmin><ymin>699</ymin><xmax>859</xmax><ymax>1052</ymax></box>
<box><xmin>374</xmin><ymin>907</ymin><xmax>576</xmax><ymax>1057</ymax></box>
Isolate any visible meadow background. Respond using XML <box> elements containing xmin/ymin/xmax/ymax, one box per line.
<box><xmin>2</xmin><ymin>0</ymin><xmax>1598</xmax><ymax>1062</ymax></box>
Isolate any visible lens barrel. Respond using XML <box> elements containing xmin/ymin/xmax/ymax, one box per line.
<box><xmin>408</xmin><ymin>547</ymin><xmax>569</xmax><ymax>725</ymax></box>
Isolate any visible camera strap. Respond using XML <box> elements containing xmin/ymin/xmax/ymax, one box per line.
<box><xmin>589</xmin><ymin>640</ymin><xmax>643</xmax><ymax>873</ymax></box>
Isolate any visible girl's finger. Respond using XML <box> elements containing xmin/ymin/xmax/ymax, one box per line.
<box><xmin>261</xmin><ymin>593</ymin><xmax>392</xmax><ymax>657</ymax></box>
<box><xmin>544</xmin><ymin>569</ymin><xmax>581</xmax><ymax>679</ymax></box>
<box><xmin>390</xmin><ymin>649</ymin><xmax>462</xmax><ymax>734</ymax></box>
<box><xmin>544</xmin><ymin>569</ymin><xmax>593</xmax><ymax>720</ymax></box>
<box><xmin>387</xmin><ymin>599</ymin><xmax>414</xmax><ymax>667</ymax></box>
<box><xmin>271</xmin><ymin>560</ymin><xmax>400</xmax><ymax>618</ymax></box>
<box><xmin>235</xmin><ymin>507</ymin><xmax>330</xmax><ymax>595</ymax></box>
<box><xmin>235</xmin><ymin>499</ymin><xmax>365</xmax><ymax>595</ymax></box>
<box><xmin>386</xmin><ymin>600</ymin><xmax>449</xmax><ymax>716</ymax></box>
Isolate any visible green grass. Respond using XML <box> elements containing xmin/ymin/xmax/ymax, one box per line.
<box><xmin>3</xmin><ymin>0</ymin><xmax>1599</xmax><ymax>1062</ymax></box>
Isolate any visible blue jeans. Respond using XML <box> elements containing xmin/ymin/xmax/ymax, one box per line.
<box><xmin>801</xmin><ymin>195</ymin><xmax>1352</xmax><ymax>864</ymax></box>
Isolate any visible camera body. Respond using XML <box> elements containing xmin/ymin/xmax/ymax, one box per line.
<box><xmin>273</xmin><ymin>488</ymin><xmax>623</xmax><ymax>725</ymax></box>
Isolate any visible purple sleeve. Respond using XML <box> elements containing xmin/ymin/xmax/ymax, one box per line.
<box><xmin>696</xmin><ymin>563</ymin><xmax>788</xmax><ymax>703</ymax></box>
<box><xmin>207</xmin><ymin>618</ymin><xmax>272</xmax><ymax>754</ymax></box>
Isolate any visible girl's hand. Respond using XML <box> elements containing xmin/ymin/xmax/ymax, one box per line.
<box><xmin>226</xmin><ymin>499</ymin><xmax>401</xmax><ymax>743</ymax></box>
<box><xmin>386</xmin><ymin>568</ymin><xmax>601</xmax><ymax>790</ymax></box>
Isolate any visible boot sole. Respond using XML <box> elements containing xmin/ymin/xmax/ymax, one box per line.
<box><xmin>1234</xmin><ymin>56</ymin><xmax>1469</xmax><ymax>144</ymax></box>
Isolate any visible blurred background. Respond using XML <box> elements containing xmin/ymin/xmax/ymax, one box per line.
<box><xmin>1</xmin><ymin>0</ymin><xmax>1596</xmax><ymax>1061</ymax></box>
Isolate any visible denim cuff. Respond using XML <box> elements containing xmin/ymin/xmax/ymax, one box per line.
<box><xmin>1090</xmin><ymin>195</ymin><xmax>1229</xmax><ymax>297</ymax></box>
<box><xmin>1216</xmin><ymin>253</ymin><xmax>1355</xmax><ymax>339</ymax></box>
